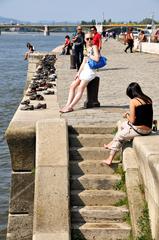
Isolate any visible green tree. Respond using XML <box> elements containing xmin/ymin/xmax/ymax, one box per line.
<box><xmin>139</xmin><ymin>18</ymin><xmax>157</xmax><ymax>24</ymax></box>
<box><xmin>91</xmin><ymin>19</ymin><xmax>96</xmax><ymax>25</ymax></box>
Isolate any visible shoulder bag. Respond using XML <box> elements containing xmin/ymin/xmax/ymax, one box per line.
<box><xmin>88</xmin><ymin>56</ymin><xmax>107</xmax><ymax>69</ymax></box>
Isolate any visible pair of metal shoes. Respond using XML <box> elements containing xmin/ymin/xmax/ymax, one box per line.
<box><xmin>22</xmin><ymin>94</ymin><xmax>44</xmax><ymax>102</ymax></box>
<box><xmin>20</xmin><ymin>103</ymin><xmax>47</xmax><ymax>111</ymax></box>
<box><xmin>43</xmin><ymin>90</ymin><xmax>55</xmax><ymax>95</ymax></box>
<box><xmin>20</xmin><ymin>99</ymin><xmax>47</xmax><ymax>110</ymax></box>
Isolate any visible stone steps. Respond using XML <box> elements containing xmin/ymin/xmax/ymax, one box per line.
<box><xmin>71</xmin><ymin>206</ymin><xmax>129</xmax><ymax>223</ymax></box>
<box><xmin>70</xmin><ymin>160</ymin><xmax>120</xmax><ymax>175</ymax></box>
<box><xmin>69</xmin><ymin>134</ymin><xmax>113</xmax><ymax>147</ymax></box>
<box><xmin>71</xmin><ymin>222</ymin><xmax>131</xmax><ymax>240</ymax></box>
<box><xmin>70</xmin><ymin>189</ymin><xmax>126</xmax><ymax>206</ymax></box>
<box><xmin>69</xmin><ymin>147</ymin><xmax>110</xmax><ymax>160</ymax></box>
<box><xmin>70</xmin><ymin>174</ymin><xmax>121</xmax><ymax>190</ymax></box>
<box><xmin>69</xmin><ymin>125</ymin><xmax>131</xmax><ymax>240</ymax></box>
<box><xmin>68</xmin><ymin>124</ymin><xmax>115</xmax><ymax>135</ymax></box>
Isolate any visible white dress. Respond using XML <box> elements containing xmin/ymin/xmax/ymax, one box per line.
<box><xmin>79</xmin><ymin>47</ymin><xmax>96</xmax><ymax>82</ymax></box>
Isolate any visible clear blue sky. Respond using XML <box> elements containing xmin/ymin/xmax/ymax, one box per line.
<box><xmin>0</xmin><ymin>0</ymin><xmax>159</xmax><ymax>22</ymax></box>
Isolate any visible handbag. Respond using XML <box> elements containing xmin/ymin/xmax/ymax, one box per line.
<box><xmin>88</xmin><ymin>56</ymin><xmax>107</xmax><ymax>69</ymax></box>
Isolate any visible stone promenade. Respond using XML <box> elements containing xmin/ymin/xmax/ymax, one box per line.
<box><xmin>56</xmin><ymin>39</ymin><xmax>159</xmax><ymax>126</ymax></box>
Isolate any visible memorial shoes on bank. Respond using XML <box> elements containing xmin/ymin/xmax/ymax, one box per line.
<box><xmin>43</xmin><ymin>90</ymin><xmax>55</xmax><ymax>95</ymax></box>
<box><xmin>26</xmin><ymin>90</ymin><xmax>37</xmax><ymax>96</ymax></box>
<box><xmin>29</xmin><ymin>94</ymin><xmax>44</xmax><ymax>100</ymax></box>
<box><xmin>21</xmin><ymin>99</ymin><xmax>30</xmax><ymax>105</ymax></box>
<box><xmin>20</xmin><ymin>103</ymin><xmax>47</xmax><ymax>110</ymax></box>
<box><xmin>34</xmin><ymin>103</ymin><xmax>47</xmax><ymax>109</ymax></box>
<box><xmin>20</xmin><ymin>104</ymin><xmax>34</xmax><ymax>111</ymax></box>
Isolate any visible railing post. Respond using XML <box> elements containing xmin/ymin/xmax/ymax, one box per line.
<box><xmin>70</xmin><ymin>49</ymin><xmax>76</xmax><ymax>69</ymax></box>
<box><xmin>44</xmin><ymin>25</ymin><xmax>50</xmax><ymax>36</ymax></box>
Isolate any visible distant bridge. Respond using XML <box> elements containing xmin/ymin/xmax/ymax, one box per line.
<box><xmin>0</xmin><ymin>24</ymin><xmax>158</xmax><ymax>35</ymax></box>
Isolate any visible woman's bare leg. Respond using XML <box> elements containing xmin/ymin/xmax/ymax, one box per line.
<box><xmin>66</xmin><ymin>78</ymin><xmax>80</xmax><ymax>106</ymax></box>
<box><xmin>61</xmin><ymin>80</ymin><xmax>88</xmax><ymax>112</ymax></box>
<box><xmin>60</xmin><ymin>79</ymin><xmax>80</xmax><ymax>111</ymax></box>
<box><xmin>68</xmin><ymin>80</ymin><xmax>88</xmax><ymax>109</ymax></box>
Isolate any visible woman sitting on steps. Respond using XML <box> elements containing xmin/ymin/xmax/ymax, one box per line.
<box><xmin>102</xmin><ymin>82</ymin><xmax>153</xmax><ymax>166</ymax></box>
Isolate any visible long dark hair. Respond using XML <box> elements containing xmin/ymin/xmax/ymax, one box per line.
<box><xmin>126</xmin><ymin>82</ymin><xmax>152</xmax><ymax>103</ymax></box>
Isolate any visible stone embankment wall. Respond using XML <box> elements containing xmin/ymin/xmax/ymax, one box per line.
<box><xmin>134</xmin><ymin>39</ymin><xmax>159</xmax><ymax>54</ymax></box>
<box><xmin>123</xmin><ymin>133</ymin><xmax>159</xmax><ymax>240</ymax></box>
<box><xmin>5</xmin><ymin>42</ymin><xmax>159</xmax><ymax>240</ymax></box>
<box><xmin>133</xmin><ymin>135</ymin><xmax>159</xmax><ymax>240</ymax></box>
<box><xmin>5</xmin><ymin>52</ymin><xmax>70</xmax><ymax>240</ymax></box>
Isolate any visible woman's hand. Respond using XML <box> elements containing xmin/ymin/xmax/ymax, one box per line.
<box><xmin>123</xmin><ymin>111</ymin><xmax>130</xmax><ymax>119</ymax></box>
<box><xmin>74</xmin><ymin>73</ymin><xmax>80</xmax><ymax>80</ymax></box>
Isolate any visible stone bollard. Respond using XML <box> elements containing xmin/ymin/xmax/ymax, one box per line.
<box><xmin>84</xmin><ymin>76</ymin><xmax>100</xmax><ymax>108</ymax></box>
<box><xmin>70</xmin><ymin>49</ymin><xmax>76</xmax><ymax>69</ymax></box>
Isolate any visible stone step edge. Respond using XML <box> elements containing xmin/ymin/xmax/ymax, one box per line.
<box><xmin>72</xmin><ymin>222</ymin><xmax>131</xmax><ymax>230</ymax></box>
<box><xmin>70</xmin><ymin>174</ymin><xmax>121</xmax><ymax>180</ymax></box>
<box><xmin>70</xmin><ymin>146</ymin><xmax>108</xmax><ymax>149</ymax></box>
<box><xmin>123</xmin><ymin>147</ymin><xmax>145</xmax><ymax>239</ymax></box>
<box><xmin>69</xmin><ymin>133</ymin><xmax>114</xmax><ymax>138</ymax></box>
<box><xmin>69</xmin><ymin>159</ymin><xmax>121</xmax><ymax>164</ymax></box>
<box><xmin>68</xmin><ymin>125</ymin><xmax>116</xmax><ymax>134</ymax></box>
<box><xmin>71</xmin><ymin>205</ymin><xmax>129</xmax><ymax>219</ymax></box>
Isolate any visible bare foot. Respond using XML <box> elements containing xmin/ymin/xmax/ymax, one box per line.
<box><xmin>104</xmin><ymin>141</ymin><xmax>113</xmax><ymax>149</ymax></box>
<box><xmin>104</xmin><ymin>144</ymin><xmax>111</xmax><ymax>149</ymax></box>
<box><xmin>60</xmin><ymin>106</ymin><xmax>74</xmax><ymax>113</ymax></box>
<box><xmin>59</xmin><ymin>106</ymin><xmax>70</xmax><ymax>112</ymax></box>
<box><xmin>101</xmin><ymin>158</ymin><xmax>112</xmax><ymax>166</ymax></box>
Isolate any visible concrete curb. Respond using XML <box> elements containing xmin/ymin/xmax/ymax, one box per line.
<box><xmin>123</xmin><ymin>147</ymin><xmax>145</xmax><ymax>239</ymax></box>
<box><xmin>33</xmin><ymin>119</ymin><xmax>70</xmax><ymax>240</ymax></box>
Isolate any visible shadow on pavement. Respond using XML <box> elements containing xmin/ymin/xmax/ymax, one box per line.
<box><xmin>99</xmin><ymin>67</ymin><xmax>129</xmax><ymax>72</ymax></box>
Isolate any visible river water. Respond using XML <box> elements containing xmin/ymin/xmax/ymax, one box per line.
<box><xmin>0</xmin><ymin>32</ymin><xmax>65</xmax><ymax>238</ymax></box>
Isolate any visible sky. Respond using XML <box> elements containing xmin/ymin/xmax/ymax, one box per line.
<box><xmin>0</xmin><ymin>0</ymin><xmax>159</xmax><ymax>23</ymax></box>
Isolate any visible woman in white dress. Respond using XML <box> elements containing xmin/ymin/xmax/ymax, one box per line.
<box><xmin>60</xmin><ymin>32</ymin><xmax>100</xmax><ymax>113</ymax></box>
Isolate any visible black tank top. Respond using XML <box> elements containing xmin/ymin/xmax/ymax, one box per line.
<box><xmin>133</xmin><ymin>98</ymin><xmax>153</xmax><ymax>128</ymax></box>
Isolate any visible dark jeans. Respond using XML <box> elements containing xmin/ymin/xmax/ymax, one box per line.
<box><xmin>74</xmin><ymin>47</ymin><xmax>84</xmax><ymax>70</ymax></box>
<box><xmin>65</xmin><ymin>45</ymin><xmax>72</xmax><ymax>55</ymax></box>
<box><xmin>125</xmin><ymin>39</ymin><xmax>134</xmax><ymax>53</ymax></box>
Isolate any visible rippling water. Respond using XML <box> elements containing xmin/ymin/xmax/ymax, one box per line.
<box><xmin>0</xmin><ymin>32</ymin><xmax>65</xmax><ymax>238</ymax></box>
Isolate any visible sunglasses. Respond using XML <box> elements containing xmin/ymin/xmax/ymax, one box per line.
<box><xmin>86</xmin><ymin>37</ymin><xmax>93</xmax><ymax>41</ymax></box>
<box><xmin>77</xmin><ymin>28</ymin><xmax>82</xmax><ymax>30</ymax></box>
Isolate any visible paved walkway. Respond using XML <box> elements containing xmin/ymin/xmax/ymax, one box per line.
<box><xmin>56</xmin><ymin>39</ymin><xmax>159</xmax><ymax>126</ymax></box>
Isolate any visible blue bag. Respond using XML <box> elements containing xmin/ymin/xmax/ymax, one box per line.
<box><xmin>88</xmin><ymin>56</ymin><xmax>107</xmax><ymax>69</ymax></box>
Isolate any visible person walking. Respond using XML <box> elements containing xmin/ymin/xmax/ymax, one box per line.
<box><xmin>102</xmin><ymin>82</ymin><xmax>153</xmax><ymax>166</ymax></box>
<box><xmin>138</xmin><ymin>30</ymin><xmax>147</xmax><ymax>52</ymax></box>
<box><xmin>90</xmin><ymin>26</ymin><xmax>102</xmax><ymax>51</ymax></box>
<box><xmin>72</xmin><ymin>26</ymin><xmax>85</xmax><ymax>70</ymax></box>
<box><xmin>60</xmin><ymin>32</ymin><xmax>100</xmax><ymax>113</ymax></box>
<box><xmin>124</xmin><ymin>27</ymin><xmax>134</xmax><ymax>53</ymax></box>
